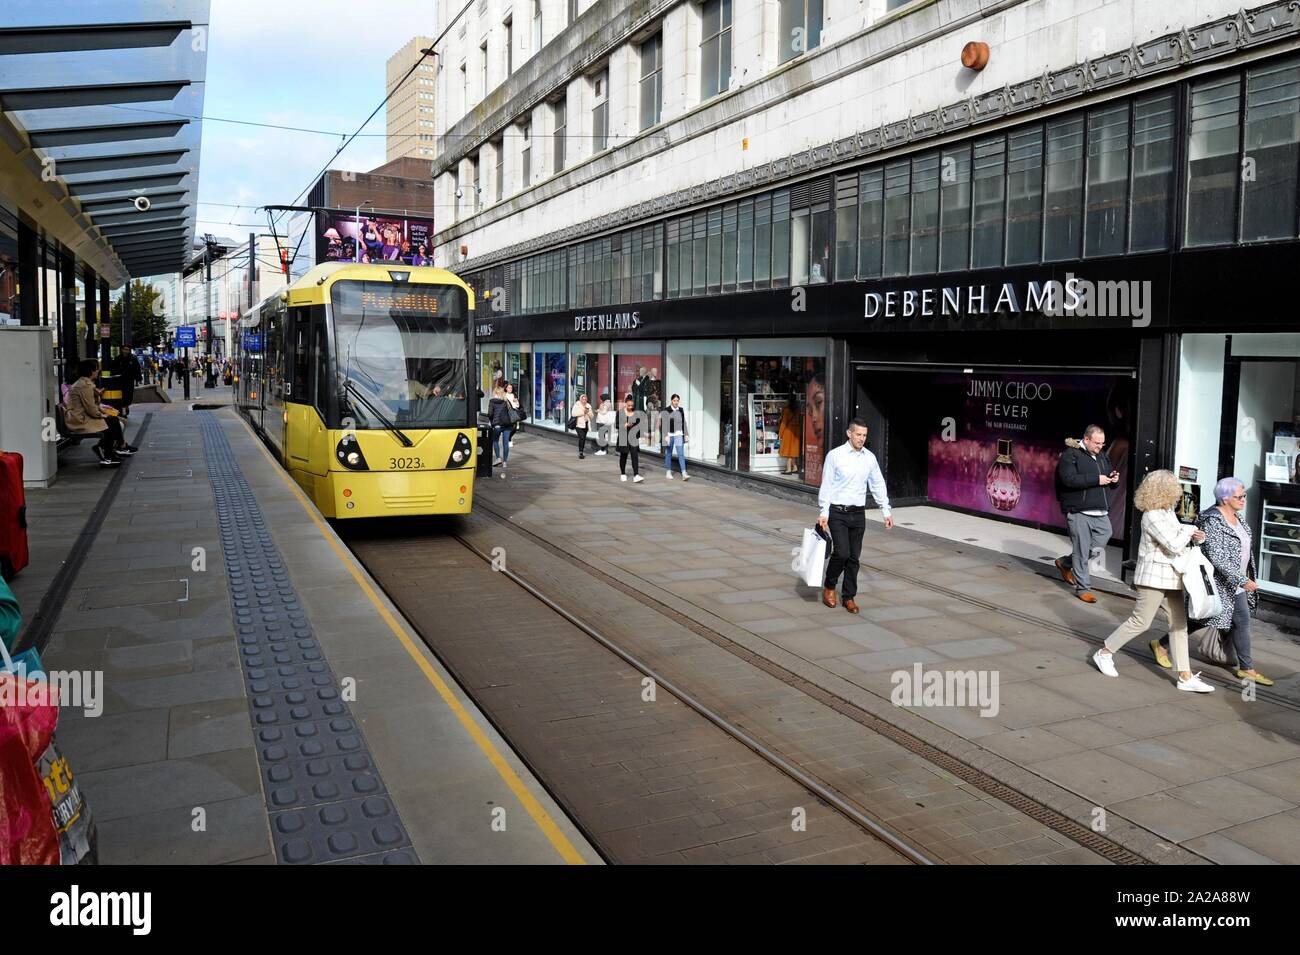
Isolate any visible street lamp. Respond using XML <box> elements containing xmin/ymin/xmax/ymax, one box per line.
<box><xmin>355</xmin><ymin>199</ymin><xmax>373</xmax><ymax>262</ymax></box>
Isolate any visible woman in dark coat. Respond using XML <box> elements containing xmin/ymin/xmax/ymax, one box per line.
<box><xmin>487</xmin><ymin>385</ymin><xmax>513</xmax><ymax>472</ymax></box>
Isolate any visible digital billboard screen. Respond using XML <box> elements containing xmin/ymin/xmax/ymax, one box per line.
<box><xmin>316</xmin><ymin>210</ymin><xmax>434</xmax><ymax>267</ymax></box>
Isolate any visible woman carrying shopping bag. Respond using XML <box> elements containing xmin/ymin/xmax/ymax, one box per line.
<box><xmin>487</xmin><ymin>386</ymin><xmax>513</xmax><ymax>473</ymax></box>
<box><xmin>1092</xmin><ymin>469</ymin><xmax>1214</xmax><ymax>693</ymax></box>
<box><xmin>1152</xmin><ymin>478</ymin><xmax>1271</xmax><ymax>685</ymax></box>
<box><xmin>504</xmin><ymin>382</ymin><xmax>522</xmax><ymax>446</ymax></box>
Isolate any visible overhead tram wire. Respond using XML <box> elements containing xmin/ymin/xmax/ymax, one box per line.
<box><xmin>274</xmin><ymin>0</ymin><xmax>477</xmax><ymax>232</ymax></box>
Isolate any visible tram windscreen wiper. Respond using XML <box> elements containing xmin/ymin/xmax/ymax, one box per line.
<box><xmin>343</xmin><ymin>379</ymin><xmax>414</xmax><ymax>448</ymax></box>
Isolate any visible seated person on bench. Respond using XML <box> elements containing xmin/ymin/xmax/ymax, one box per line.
<box><xmin>65</xmin><ymin>359</ymin><xmax>138</xmax><ymax>467</ymax></box>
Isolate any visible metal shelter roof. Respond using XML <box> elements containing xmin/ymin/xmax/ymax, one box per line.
<box><xmin>0</xmin><ymin>1</ymin><xmax>210</xmax><ymax>284</ymax></box>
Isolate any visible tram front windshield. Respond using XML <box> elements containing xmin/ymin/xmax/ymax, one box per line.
<box><xmin>331</xmin><ymin>281</ymin><xmax>469</xmax><ymax>429</ymax></box>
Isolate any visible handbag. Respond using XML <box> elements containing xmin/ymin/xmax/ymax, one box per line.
<box><xmin>1174</xmin><ymin>546</ymin><xmax>1222</xmax><ymax>621</ymax></box>
<box><xmin>796</xmin><ymin>525</ymin><xmax>832</xmax><ymax>588</ymax></box>
<box><xmin>566</xmin><ymin>415</ymin><xmax>578</xmax><ymax>431</ymax></box>
<box><xmin>1194</xmin><ymin>625</ymin><xmax>1237</xmax><ymax>667</ymax></box>
<box><xmin>507</xmin><ymin>405</ymin><xmax>521</xmax><ymax>425</ymax></box>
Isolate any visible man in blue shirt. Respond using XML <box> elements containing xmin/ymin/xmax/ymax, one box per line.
<box><xmin>817</xmin><ymin>418</ymin><xmax>893</xmax><ymax>613</ymax></box>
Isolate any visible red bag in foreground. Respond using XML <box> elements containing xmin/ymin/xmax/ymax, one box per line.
<box><xmin>0</xmin><ymin>673</ymin><xmax>59</xmax><ymax>865</ymax></box>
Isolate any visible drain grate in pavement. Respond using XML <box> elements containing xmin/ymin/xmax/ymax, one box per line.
<box><xmin>198</xmin><ymin>412</ymin><xmax>418</xmax><ymax>865</ymax></box>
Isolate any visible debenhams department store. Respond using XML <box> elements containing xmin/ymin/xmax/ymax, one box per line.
<box><xmin>462</xmin><ymin>12</ymin><xmax>1300</xmax><ymax>607</ymax></box>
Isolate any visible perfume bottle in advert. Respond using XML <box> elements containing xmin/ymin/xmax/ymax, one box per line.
<box><xmin>985</xmin><ymin>438</ymin><xmax>1021</xmax><ymax>511</ymax></box>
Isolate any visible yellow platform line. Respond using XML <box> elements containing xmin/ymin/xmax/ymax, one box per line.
<box><xmin>229</xmin><ymin>413</ymin><xmax>586</xmax><ymax>865</ymax></box>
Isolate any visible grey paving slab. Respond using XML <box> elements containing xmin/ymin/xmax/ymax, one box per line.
<box><xmin>1163</xmin><ymin>775</ymin><xmax>1296</xmax><ymax>824</ymax></box>
<box><xmin>1029</xmin><ymin>750</ymin><xmax>1171</xmax><ymax>804</ymax></box>
<box><xmin>827</xmin><ymin>621</ymin><xmax>907</xmax><ymax>650</ymax></box>
<box><xmin>96</xmin><ymin>795</ymin><xmax>273</xmax><ymax>865</ymax></box>
<box><xmin>77</xmin><ymin>748</ymin><xmax>264</xmax><ymax>821</ymax></box>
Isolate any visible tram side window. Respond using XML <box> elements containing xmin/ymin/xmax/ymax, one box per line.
<box><xmin>290</xmin><ymin>311</ymin><xmax>311</xmax><ymax>401</ymax></box>
<box><xmin>314</xmin><ymin>317</ymin><xmax>330</xmax><ymax>417</ymax></box>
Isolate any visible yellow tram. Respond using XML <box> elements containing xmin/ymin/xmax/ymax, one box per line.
<box><xmin>234</xmin><ymin>262</ymin><xmax>477</xmax><ymax>518</ymax></box>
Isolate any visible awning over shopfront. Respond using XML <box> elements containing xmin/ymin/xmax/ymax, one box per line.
<box><xmin>0</xmin><ymin>0</ymin><xmax>209</xmax><ymax>284</ymax></box>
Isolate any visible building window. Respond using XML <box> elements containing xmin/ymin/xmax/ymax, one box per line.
<box><xmin>1043</xmin><ymin>117</ymin><xmax>1085</xmax><ymax>261</ymax></box>
<box><xmin>553</xmin><ymin>98</ymin><xmax>566</xmax><ymax>172</ymax></box>
<box><xmin>494</xmin><ymin>138</ymin><xmax>504</xmax><ymax>202</ymax></box>
<box><xmin>481</xmin><ymin>42</ymin><xmax>488</xmax><ymax>99</ymax></box>
<box><xmin>1005</xmin><ymin>125</ymin><xmax>1044</xmax><ymax>265</ymax></box>
<box><xmin>771</xmin><ymin>189</ymin><xmax>791</xmax><ymax>287</ymax></box>
<box><xmin>939</xmin><ymin>145</ymin><xmax>971</xmax><ymax>272</ymax></box>
<box><xmin>532</xmin><ymin>0</ymin><xmax>543</xmax><ymax>56</ymax></box>
<box><xmin>471</xmin><ymin>155</ymin><xmax>480</xmax><ymax>213</ymax></box>
<box><xmin>1242</xmin><ymin>55</ymin><xmax>1300</xmax><ymax>241</ymax></box>
<box><xmin>1084</xmin><ymin>103</ymin><xmax>1130</xmax><ymax>258</ymax></box>
<box><xmin>721</xmin><ymin>202</ymin><xmax>738</xmax><ymax>291</ymax></box>
<box><xmin>460</xmin><ymin>63</ymin><xmax>468</xmax><ymax>113</ymax></box>
<box><xmin>505</xmin><ymin>18</ymin><xmax>513</xmax><ymax>75</ymax></box>
<box><xmin>453</xmin><ymin>170</ymin><xmax>460</xmax><ymax>220</ymax></box>
<box><xmin>909</xmin><ymin>153</ymin><xmax>940</xmax><ymax>274</ymax></box>
<box><xmin>521</xmin><ymin>120</ymin><xmax>531</xmax><ymax>186</ymax></box>
<box><xmin>882</xmin><ymin>161</ymin><xmax>910</xmax><ymax>276</ymax></box>
<box><xmin>971</xmin><ymin>136</ymin><xmax>1006</xmax><ymax>268</ymax></box>
<box><xmin>1130</xmin><ymin>91</ymin><xmax>1175</xmax><ymax>253</ymax></box>
<box><xmin>857</xmin><ymin>167</ymin><xmax>883</xmax><ymax>278</ymax></box>
<box><xmin>692</xmin><ymin>210</ymin><xmax>707</xmax><ymax>295</ymax></box>
<box><xmin>592</xmin><ymin>68</ymin><xmax>609</xmax><ymax>152</ymax></box>
<box><xmin>639</xmin><ymin>32</ymin><xmax>663</xmax><ymax>130</ymax></box>
<box><xmin>778</xmin><ymin>0</ymin><xmax>823</xmax><ymax>65</ymax></box>
<box><xmin>1186</xmin><ymin>75</ymin><xmax>1241</xmax><ymax>247</ymax></box>
<box><xmin>737</xmin><ymin>198</ymin><xmax>755</xmax><ymax>290</ymax></box>
<box><xmin>707</xmin><ymin>206</ymin><xmax>723</xmax><ymax>293</ymax></box>
<box><xmin>701</xmin><ymin>0</ymin><xmax>732</xmax><ymax>101</ymax></box>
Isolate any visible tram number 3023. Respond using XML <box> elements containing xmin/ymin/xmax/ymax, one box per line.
<box><xmin>388</xmin><ymin>457</ymin><xmax>423</xmax><ymax>470</ymax></box>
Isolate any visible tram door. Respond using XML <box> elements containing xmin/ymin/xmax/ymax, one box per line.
<box><xmin>284</xmin><ymin>309</ymin><xmax>328</xmax><ymax>474</ymax></box>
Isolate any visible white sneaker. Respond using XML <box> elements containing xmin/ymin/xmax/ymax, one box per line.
<box><xmin>1092</xmin><ymin>649</ymin><xmax>1118</xmax><ymax>677</ymax></box>
<box><xmin>666</xmin><ymin>471</ymin><xmax>673</xmax><ymax>480</ymax></box>
<box><xmin>681</xmin><ymin>472</ymin><xmax>690</xmax><ymax>481</ymax></box>
<box><xmin>620</xmin><ymin>474</ymin><xmax>627</xmax><ymax>482</ymax></box>
<box><xmin>1176</xmin><ymin>672</ymin><xmax>1215</xmax><ymax>693</ymax></box>
<box><xmin>632</xmin><ymin>474</ymin><xmax>644</xmax><ymax>483</ymax></box>
<box><xmin>595</xmin><ymin>449</ymin><xmax>606</xmax><ymax>455</ymax></box>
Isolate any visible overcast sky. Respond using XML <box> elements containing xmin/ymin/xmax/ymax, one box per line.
<box><xmin>193</xmin><ymin>1</ymin><xmax>436</xmax><ymax>241</ymax></box>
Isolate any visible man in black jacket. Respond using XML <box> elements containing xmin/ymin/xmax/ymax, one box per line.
<box><xmin>1054</xmin><ymin>424</ymin><xmax>1119</xmax><ymax>603</ymax></box>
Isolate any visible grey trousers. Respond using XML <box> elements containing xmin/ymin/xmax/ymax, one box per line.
<box><xmin>1063</xmin><ymin>512</ymin><xmax>1111</xmax><ymax>591</ymax></box>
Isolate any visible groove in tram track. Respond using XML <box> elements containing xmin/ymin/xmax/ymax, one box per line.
<box><xmin>351</xmin><ymin>529</ymin><xmax>931</xmax><ymax>865</ymax></box>
<box><xmin>471</xmin><ymin>497</ymin><xmax>1152</xmax><ymax>865</ymax></box>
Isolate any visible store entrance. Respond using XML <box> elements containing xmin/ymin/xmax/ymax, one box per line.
<box><xmin>853</xmin><ymin>363</ymin><xmax>1136</xmax><ymax>544</ymax></box>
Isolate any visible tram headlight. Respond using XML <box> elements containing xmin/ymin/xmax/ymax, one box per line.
<box><xmin>445</xmin><ymin>432</ymin><xmax>474</xmax><ymax>469</ymax></box>
<box><xmin>336</xmin><ymin>434</ymin><xmax>369</xmax><ymax>471</ymax></box>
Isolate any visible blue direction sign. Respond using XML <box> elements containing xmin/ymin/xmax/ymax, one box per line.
<box><xmin>243</xmin><ymin>332</ymin><xmax>263</xmax><ymax>352</ymax></box>
<box><xmin>175</xmin><ymin>326</ymin><xmax>196</xmax><ymax>347</ymax></box>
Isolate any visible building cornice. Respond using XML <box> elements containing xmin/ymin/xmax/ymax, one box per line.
<box><xmin>449</xmin><ymin>0</ymin><xmax>1300</xmax><ymax>275</ymax></box>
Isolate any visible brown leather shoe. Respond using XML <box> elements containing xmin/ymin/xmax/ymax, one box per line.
<box><xmin>1054</xmin><ymin>558</ymin><xmax>1076</xmax><ymax>587</ymax></box>
<box><xmin>822</xmin><ymin>587</ymin><xmax>837</xmax><ymax>609</ymax></box>
<box><xmin>844</xmin><ymin>598</ymin><xmax>860</xmax><ymax>614</ymax></box>
<box><xmin>1077</xmin><ymin>591</ymin><xmax>1098</xmax><ymax>603</ymax></box>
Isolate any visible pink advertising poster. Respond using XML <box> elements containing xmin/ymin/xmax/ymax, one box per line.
<box><xmin>925</xmin><ymin>371</ymin><xmax>1133</xmax><ymax>540</ymax></box>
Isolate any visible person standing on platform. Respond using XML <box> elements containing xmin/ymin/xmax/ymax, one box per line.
<box><xmin>660</xmin><ymin>393</ymin><xmax>689</xmax><ymax>481</ymax></box>
<box><xmin>503</xmin><ymin>382</ymin><xmax>522</xmax><ymax>447</ymax></box>
<box><xmin>109</xmin><ymin>345</ymin><xmax>141</xmax><ymax>417</ymax></box>
<box><xmin>817</xmin><ymin>418</ymin><xmax>892</xmax><ymax>614</ymax></box>
<box><xmin>571</xmin><ymin>393</ymin><xmax>593</xmax><ymax>459</ymax></box>
<box><xmin>616</xmin><ymin>395</ymin><xmax>645</xmax><ymax>483</ymax></box>
<box><xmin>488</xmin><ymin>385</ymin><xmax>513</xmax><ymax>475</ymax></box>
<box><xmin>1054</xmin><ymin>425</ymin><xmax>1119</xmax><ymax>604</ymax></box>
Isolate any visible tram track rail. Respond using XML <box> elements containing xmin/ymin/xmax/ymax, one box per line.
<box><xmin>349</xmin><ymin>524</ymin><xmax>937</xmax><ymax>865</ymax></box>
<box><xmin>465</xmin><ymin>493</ymin><xmax>1157</xmax><ymax>865</ymax></box>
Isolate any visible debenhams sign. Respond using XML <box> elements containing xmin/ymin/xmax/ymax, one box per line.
<box><xmin>864</xmin><ymin>274</ymin><xmax>1152</xmax><ymax>327</ymax></box>
<box><xmin>573</xmin><ymin>310</ymin><xmax>642</xmax><ymax>333</ymax></box>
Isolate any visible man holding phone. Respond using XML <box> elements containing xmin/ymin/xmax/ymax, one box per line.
<box><xmin>1055</xmin><ymin>424</ymin><xmax>1119</xmax><ymax>603</ymax></box>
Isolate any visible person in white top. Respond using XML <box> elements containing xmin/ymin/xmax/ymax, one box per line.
<box><xmin>571</xmin><ymin>393</ymin><xmax>593</xmax><ymax>459</ymax></box>
<box><xmin>816</xmin><ymin>418</ymin><xmax>892</xmax><ymax>614</ymax></box>
<box><xmin>1092</xmin><ymin>469</ymin><xmax>1214</xmax><ymax>693</ymax></box>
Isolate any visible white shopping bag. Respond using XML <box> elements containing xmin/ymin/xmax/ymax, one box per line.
<box><xmin>797</xmin><ymin>527</ymin><xmax>829</xmax><ymax>588</ymax></box>
<box><xmin>1175</xmin><ymin>546</ymin><xmax>1222</xmax><ymax>622</ymax></box>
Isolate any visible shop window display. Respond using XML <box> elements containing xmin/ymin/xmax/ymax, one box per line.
<box><xmin>665</xmin><ymin>340</ymin><xmax>734</xmax><ymax>469</ymax></box>
<box><xmin>570</xmin><ymin>345</ymin><xmax>611</xmax><ymax>407</ymax></box>
<box><xmin>479</xmin><ymin>347</ymin><xmax>504</xmax><ymax>412</ymax></box>
<box><xmin>534</xmin><ymin>348</ymin><xmax>567</xmax><ymax>426</ymax></box>
<box><xmin>737</xmin><ymin>341</ymin><xmax>827</xmax><ymax>485</ymax></box>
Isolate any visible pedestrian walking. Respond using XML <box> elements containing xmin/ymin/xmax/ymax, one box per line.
<box><xmin>660</xmin><ymin>393</ymin><xmax>690</xmax><ymax>480</ymax></box>
<box><xmin>1151</xmin><ymin>477</ymin><xmax>1272</xmax><ymax>685</ymax></box>
<box><xmin>616</xmin><ymin>395</ymin><xmax>646</xmax><ymax>483</ymax></box>
<box><xmin>817</xmin><ymin>418</ymin><xmax>892</xmax><ymax>614</ymax></box>
<box><xmin>571</xmin><ymin>393</ymin><xmax>593</xmax><ymax>459</ymax></box>
<box><xmin>1054</xmin><ymin>425</ymin><xmax>1119</xmax><ymax>603</ymax></box>
<box><xmin>487</xmin><ymin>385</ymin><xmax>513</xmax><ymax>474</ymax></box>
<box><xmin>594</xmin><ymin>394</ymin><xmax>614</xmax><ymax>455</ymax></box>
<box><xmin>1092</xmin><ymin>470</ymin><xmax>1214</xmax><ymax>692</ymax></box>
<box><xmin>504</xmin><ymin>382</ymin><xmax>521</xmax><ymax>446</ymax></box>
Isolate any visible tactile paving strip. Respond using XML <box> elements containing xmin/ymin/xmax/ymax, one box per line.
<box><xmin>199</xmin><ymin>413</ymin><xmax>418</xmax><ymax>865</ymax></box>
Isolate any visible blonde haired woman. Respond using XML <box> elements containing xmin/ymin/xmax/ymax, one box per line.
<box><xmin>1093</xmin><ymin>469</ymin><xmax>1214</xmax><ymax>692</ymax></box>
